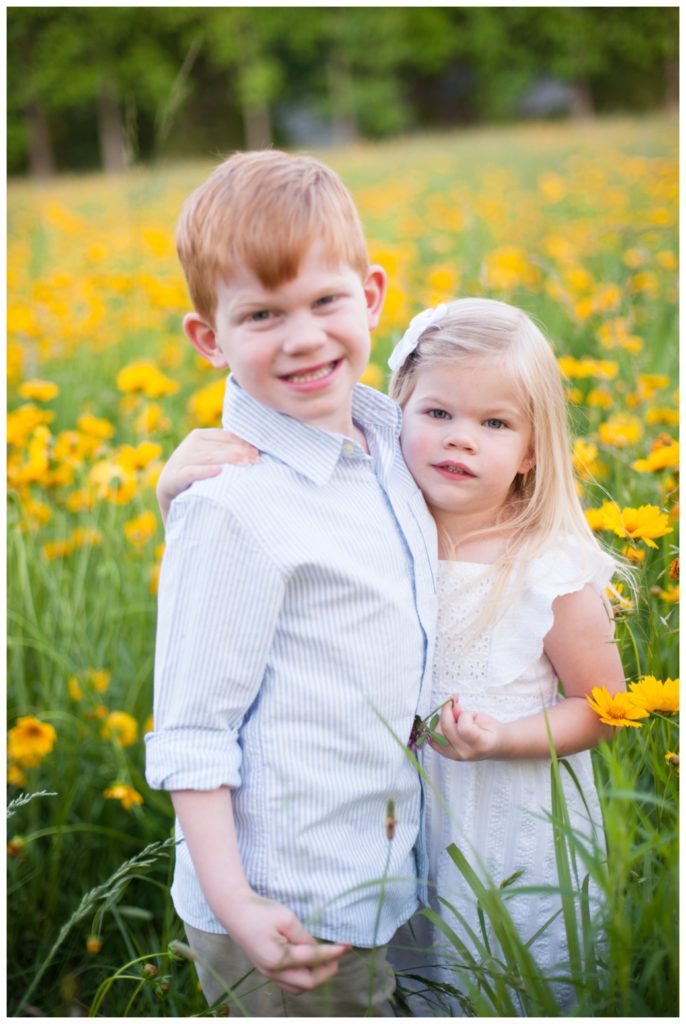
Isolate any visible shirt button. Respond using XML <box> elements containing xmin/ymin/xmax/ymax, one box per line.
<box><xmin>342</xmin><ymin>442</ymin><xmax>356</xmax><ymax>456</ymax></box>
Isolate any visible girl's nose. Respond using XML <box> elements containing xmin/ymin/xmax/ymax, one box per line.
<box><xmin>443</xmin><ymin>424</ymin><xmax>477</xmax><ymax>452</ymax></box>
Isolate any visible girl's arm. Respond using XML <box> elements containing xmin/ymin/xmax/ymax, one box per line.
<box><xmin>432</xmin><ymin>583</ymin><xmax>625</xmax><ymax>761</ymax></box>
<box><xmin>156</xmin><ymin>428</ymin><xmax>259</xmax><ymax>523</ymax></box>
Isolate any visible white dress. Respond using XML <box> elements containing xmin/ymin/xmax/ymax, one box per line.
<box><xmin>417</xmin><ymin>542</ymin><xmax>615</xmax><ymax>1014</ymax></box>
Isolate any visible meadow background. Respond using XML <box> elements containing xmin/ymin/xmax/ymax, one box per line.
<box><xmin>8</xmin><ymin>112</ymin><xmax>678</xmax><ymax>1016</ymax></box>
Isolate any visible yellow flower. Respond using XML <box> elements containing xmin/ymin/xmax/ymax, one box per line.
<box><xmin>359</xmin><ymin>363</ymin><xmax>384</xmax><ymax>390</ymax></box>
<box><xmin>586</xmin><ymin>686</ymin><xmax>649</xmax><ymax>728</ymax></box>
<box><xmin>88</xmin><ymin>460</ymin><xmax>137</xmax><ymax>505</ymax></box>
<box><xmin>86</xmin><ymin>935</ymin><xmax>103</xmax><ymax>954</ymax></box>
<box><xmin>103</xmin><ymin>783</ymin><xmax>144</xmax><ymax>810</ymax></box>
<box><xmin>620</xmin><ymin>544</ymin><xmax>646</xmax><ymax>564</ymax></box>
<box><xmin>573</xmin><ymin>439</ymin><xmax>605</xmax><ymax>481</ymax></box>
<box><xmin>124</xmin><ymin>510</ymin><xmax>158</xmax><ymax>549</ymax></box>
<box><xmin>77</xmin><ymin>413</ymin><xmax>115</xmax><ymax>441</ymax></box>
<box><xmin>89</xmin><ymin>668</ymin><xmax>111</xmax><ymax>693</ymax></box>
<box><xmin>71</xmin><ymin>527</ymin><xmax>103</xmax><ymax>549</ymax></box>
<box><xmin>664</xmin><ymin>751</ymin><xmax>680</xmax><ymax>773</ymax></box>
<box><xmin>42</xmin><ymin>539</ymin><xmax>74</xmax><ymax>561</ymax></box>
<box><xmin>134</xmin><ymin>402</ymin><xmax>171</xmax><ymax>435</ymax></box>
<box><xmin>659</xmin><ymin>583</ymin><xmax>679</xmax><ymax>603</ymax></box>
<box><xmin>18</xmin><ymin>379</ymin><xmax>59</xmax><ymax>402</ymax></box>
<box><xmin>66</xmin><ymin>488</ymin><xmax>96</xmax><ymax>513</ymax></box>
<box><xmin>187</xmin><ymin>378</ymin><xmax>226</xmax><ymax>427</ymax></box>
<box><xmin>586</xmin><ymin>388</ymin><xmax>613</xmax><ymax>410</ymax></box>
<box><xmin>646</xmin><ymin>406</ymin><xmax>679</xmax><ymax>427</ymax></box>
<box><xmin>629</xmin><ymin>676</ymin><xmax>679</xmax><ymax>714</ymax></box>
<box><xmin>600</xmin><ymin>503</ymin><xmax>673</xmax><ymax>549</ymax></box>
<box><xmin>599</xmin><ymin>413</ymin><xmax>643</xmax><ymax>447</ymax></box>
<box><xmin>101</xmin><ymin>711</ymin><xmax>138</xmax><ymax>747</ymax></box>
<box><xmin>8</xmin><ymin>715</ymin><xmax>57</xmax><ymax>767</ymax></box>
<box><xmin>633</xmin><ymin>439</ymin><xmax>679</xmax><ymax>472</ymax></box>
<box><xmin>7</xmin><ymin>763</ymin><xmax>27</xmax><ymax>787</ymax></box>
<box><xmin>584</xmin><ymin>507</ymin><xmax>607</xmax><ymax>531</ymax></box>
<box><xmin>68</xmin><ymin>675</ymin><xmax>83</xmax><ymax>701</ymax></box>
<box><xmin>558</xmin><ymin>356</ymin><xmax>618</xmax><ymax>380</ymax></box>
<box><xmin>116</xmin><ymin>360</ymin><xmax>179</xmax><ymax>398</ymax></box>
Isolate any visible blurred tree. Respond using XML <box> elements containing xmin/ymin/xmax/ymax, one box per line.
<box><xmin>8</xmin><ymin>7</ymin><xmax>187</xmax><ymax>175</ymax></box>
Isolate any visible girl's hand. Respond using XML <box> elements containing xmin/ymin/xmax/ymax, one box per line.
<box><xmin>156</xmin><ymin>428</ymin><xmax>259</xmax><ymax>522</ymax></box>
<box><xmin>429</xmin><ymin>697</ymin><xmax>505</xmax><ymax>761</ymax></box>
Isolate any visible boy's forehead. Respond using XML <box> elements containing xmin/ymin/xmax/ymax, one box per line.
<box><xmin>217</xmin><ymin>241</ymin><xmax>362</xmax><ymax>299</ymax></box>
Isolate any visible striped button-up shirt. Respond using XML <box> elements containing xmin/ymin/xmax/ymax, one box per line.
<box><xmin>146</xmin><ymin>377</ymin><xmax>436</xmax><ymax>946</ymax></box>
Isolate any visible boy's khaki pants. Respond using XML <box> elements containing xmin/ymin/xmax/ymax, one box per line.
<box><xmin>184</xmin><ymin>922</ymin><xmax>397</xmax><ymax>1017</ymax></box>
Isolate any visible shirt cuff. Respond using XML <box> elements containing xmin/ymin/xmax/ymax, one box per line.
<box><xmin>144</xmin><ymin>728</ymin><xmax>242</xmax><ymax>791</ymax></box>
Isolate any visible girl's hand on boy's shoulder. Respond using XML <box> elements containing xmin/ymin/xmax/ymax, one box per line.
<box><xmin>156</xmin><ymin>428</ymin><xmax>260</xmax><ymax>521</ymax></box>
<box><xmin>429</xmin><ymin>697</ymin><xmax>504</xmax><ymax>761</ymax></box>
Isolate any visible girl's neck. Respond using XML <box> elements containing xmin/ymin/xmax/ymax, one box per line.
<box><xmin>432</xmin><ymin>508</ymin><xmax>515</xmax><ymax>563</ymax></box>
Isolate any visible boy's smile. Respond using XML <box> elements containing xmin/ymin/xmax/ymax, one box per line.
<box><xmin>183</xmin><ymin>241</ymin><xmax>386</xmax><ymax>437</ymax></box>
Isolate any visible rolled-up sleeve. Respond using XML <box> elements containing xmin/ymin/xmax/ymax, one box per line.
<box><xmin>145</xmin><ymin>491</ymin><xmax>285</xmax><ymax>791</ymax></box>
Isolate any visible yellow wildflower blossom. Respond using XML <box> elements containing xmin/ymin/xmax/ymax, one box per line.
<box><xmin>664</xmin><ymin>751</ymin><xmax>680</xmax><ymax>773</ymax></box>
<box><xmin>88</xmin><ymin>669</ymin><xmax>111</xmax><ymax>693</ymax></box>
<box><xmin>628</xmin><ymin>676</ymin><xmax>679</xmax><ymax>714</ymax></box>
<box><xmin>115</xmin><ymin>441</ymin><xmax>162</xmax><ymax>473</ymax></box>
<box><xmin>68</xmin><ymin>675</ymin><xmax>83</xmax><ymax>701</ymax></box>
<box><xmin>633</xmin><ymin>439</ymin><xmax>679</xmax><ymax>472</ymax></box>
<box><xmin>646</xmin><ymin>406</ymin><xmax>679</xmax><ymax>427</ymax></box>
<box><xmin>19</xmin><ymin>379</ymin><xmax>59</xmax><ymax>402</ymax></box>
<box><xmin>8</xmin><ymin>715</ymin><xmax>57</xmax><ymax>767</ymax></box>
<box><xmin>77</xmin><ymin>413</ymin><xmax>115</xmax><ymax>440</ymax></box>
<box><xmin>7</xmin><ymin>763</ymin><xmax>27</xmax><ymax>787</ymax></box>
<box><xmin>558</xmin><ymin>356</ymin><xmax>618</xmax><ymax>380</ymax></box>
<box><xmin>88</xmin><ymin>460</ymin><xmax>137</xmax><ymax>505</ymax></box>
<box><xmin>101</xmin><ymin>711</ymin><xmax>139</xmax><ymax>747</ymax></box>
<box><xmin>599</xmin><ymin>413</ymin><xmax>643</xmax><ymax>447</ymax></box>
<box><xmin>134</xmin><ymin>402</ymin><xmax>171</xmax><ymax>435</ymax></box>
<box><xmin>188</xmin><ymin>378</ymin><xmax>226</xmax><ymax>427</ymax></box>
<box><xmin>42</xmin><ymin>539</ymin><xmax>74</xmax><ymax>561</ymax></box>
<box><xmin>601</xmin><ymin>503</ymin><xmax>673</xmax><ymax>548</ymax></box>
<box><xmin>658</xmin><ymin>584</ymin><xmax>679</xmax><ymax>603</ymax></box>
<box><xmin>103</xmin><ymin>784</ymin><xmax>143</xmax><ymax>810</ymax></box>
<box><xmin>86</xmin><ymin>935</ymin><xmax>103</xmax><ymax>954</ymax></box>
<box><xmin>586</xmin><ymin>687</ymin><xmax>648</xmax><ymax>728</ymax></box>
<box><xmin>586</xmin><ymin>388</ymin><xmax>613</xmax><ymax>410</ymax></box>
<box><xmin>71</xmin><ymin>528</ymin><xmax>103</xmax><ymax>549</ymax></box>
<box><xmin>116</xmin><ymin>360</ymin><xmax>179</xmax><ymax>398</ymax></box>
<box><xmin>124</xmin><ymin>510</ymin><xmax>157</xmax><ymax>549</ymax></box>
<box><xmin>573</xmin><ymin>439</ymin><xmax>605</xmax><ymax>481</ymax></box>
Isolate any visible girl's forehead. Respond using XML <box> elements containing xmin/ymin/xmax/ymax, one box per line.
<box><xmin>413</xmin><ymin>357</ymin><xmax>528</xmax><ymax>410</ymax></box>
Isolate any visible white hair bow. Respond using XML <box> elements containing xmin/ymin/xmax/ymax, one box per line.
<box><xmin>387</xmin><ymin>304</ymin><xmax>448</xmax><ymax>372</ymax></box>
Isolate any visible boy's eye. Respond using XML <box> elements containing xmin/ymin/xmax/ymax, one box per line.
<box><xmin>315</xmin><ymin>294</ymin><xmax>338</xmax><ymax>307</ymax></box>
<box><xmin>485</xmin><ymin>418</ymin><xmax>506</xmax><ymax>429</ymax></box>
<box><xmin>249</xmin><ymin>310</ymin><xmax>272</xmax><ymax>322</ymax></box>
<box><xmin>427</xmin><ymin>409</ymin><xmax>451</xmax><ymax>420</ymax></box>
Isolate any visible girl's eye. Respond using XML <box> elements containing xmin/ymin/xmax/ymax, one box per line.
<box><xmin>485</xmin><ymin>418</ymin><xmax>506</xmax><ymax>429</ymax></box>
<box><xmin>427</xmin><ymin>409</ymin><xmax>451</xmax><ymax>420</ymax></box>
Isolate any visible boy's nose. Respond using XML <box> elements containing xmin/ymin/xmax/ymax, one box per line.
<box><xmin>281</xmin><ymin>312</ymin><xmax>328</xmax><ymax>354</ymax></box>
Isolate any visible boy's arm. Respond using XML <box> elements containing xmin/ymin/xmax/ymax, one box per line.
<box><xmin>432</xmin><ymin>583</ymin><xmax>626</xmax><ymax>760</ymax></box>
<box><xmin>172</xmin><ymin>788</ymin><xmax>349</xmax><ymax>993</ymax></box>
<box><xmin>148</xmin><ymin>495</ymin><xmax>346</xmax><ymax>992</ymax></box>
<box><xmin>156</xmin><ymin>428</ymin><xmax>259</xmax><ymax>523</ymax></box>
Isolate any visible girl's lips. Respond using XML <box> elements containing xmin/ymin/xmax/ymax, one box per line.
<box><xmin>432</xmin><ymin>462</ymin><xmax>476</xmax><ymax>480</ymax></box>
<box><xmin>279</xmin><ymin>359</ymin><xmax>341</xmax><ymax>390</ymax></box>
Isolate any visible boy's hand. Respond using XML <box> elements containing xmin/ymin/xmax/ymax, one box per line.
<box><xmin>429</xmin><ymin>697</ymin><xmax>505</xmax><ymax>761</ymax></box>
<box><xmin>156</xmin><ymin>428</ymin><xmax>259</xmax><ymax>521</ymax></box>
<box><xmin>221</xmin><ymin>891</ymin><xmax>350</xmax><ymax>995</ymax></box>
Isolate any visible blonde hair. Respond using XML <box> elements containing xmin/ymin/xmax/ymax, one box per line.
<box><xmin>176</xmin><ymin>149</ymin><xmax>370</xmax><ymax>326</ymax></box>
<box><xmin>390</xmin><ymin>297</ymin><xmax>622</xmax><ymax>628</ymax></box>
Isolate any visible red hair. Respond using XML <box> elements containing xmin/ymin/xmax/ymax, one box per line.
<box><xmin>176</xmin><ymin>150</ymin><xmax>369</xmax><ymax>324</ymax></box>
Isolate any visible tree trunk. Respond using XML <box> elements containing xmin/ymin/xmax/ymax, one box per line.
<box><xmin>243</xmin><ymin>103</ymin><xmax>272</xmax><ymax>150</ymax></box>
<box><xmin>569</xmin><ymin>79</ymin><xmax>594</xmax><ymax>119</ymax></box>
<box><xmin>665</xmin><ymin>58</ymin><xmax>678</xmax><ymax>112</ymax></box>
<box><xmin>25</xmin><ymin>99</ymin><xmax>56</xmax><ymax>179</ymax></box>
<box><xmin>98</xmin><ymin>80</ymin><xmax>128</xmax><ymax>173</ymax></box>
<box><xmin>326</xmin><ymin>46</ymin><xmax>358</xmax><ymax>145</ymax></box>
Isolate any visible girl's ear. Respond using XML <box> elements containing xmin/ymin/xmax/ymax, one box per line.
<box><xmin>518</xmin><ymin>449</ymin><xmax>536</xmax><ymax>474</ymax></box>
<box><xmin>364</xmin><ymin>264</ymin><xmax>387</xmax><ymax>330</ymax></box>
<box><xmin>183</xmin><ymin>312</ymin><xmax>229</xmax><ymax>369</ymax></box>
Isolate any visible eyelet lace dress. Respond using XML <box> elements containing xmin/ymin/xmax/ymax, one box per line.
<box><xmin>421</xmin><ymin>543</ymin><xmax>615</xmax><ymax>1014</ymax></box>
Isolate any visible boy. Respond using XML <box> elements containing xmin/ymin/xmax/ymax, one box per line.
<box><xmin>145</xmin><ymin>150</ymin><xmax>436</xmax><ymax>1016</ymax></box>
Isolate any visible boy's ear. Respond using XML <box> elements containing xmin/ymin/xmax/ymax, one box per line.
<box><xmin>364</xmin><ymin>265</ymin><xmax>387</xmax><ymax>330</ymax></box>
<box><xmin>183</xmin><ymin>312</ymin><xmax>229</xmax><ymax>369</ymax></box>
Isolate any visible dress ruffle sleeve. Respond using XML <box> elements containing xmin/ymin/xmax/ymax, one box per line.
<box><xmin>485</xmin><ymin>540</ymin><xmax>616</xmax><ymax>692</ymax></box>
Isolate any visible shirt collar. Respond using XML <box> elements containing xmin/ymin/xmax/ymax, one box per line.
<box><xmin>221</xmin><ymin>375</ymin><xmax>402</xmax><ymax>486</ymax></box>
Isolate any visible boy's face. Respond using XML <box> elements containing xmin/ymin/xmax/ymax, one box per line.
<box><xmin>184</xmin><ymin>241</ymin><xmax>386</xmax><ymax>435</ymax></box>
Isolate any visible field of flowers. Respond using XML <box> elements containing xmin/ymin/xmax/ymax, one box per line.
<box><xmin>8</xmin><ymin>116</ymin><xmax>678</xmax><ymax>1016</ymax></box>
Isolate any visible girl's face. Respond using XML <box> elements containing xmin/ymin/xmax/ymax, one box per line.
<box><xmin>400</xmin><ymin>358</ymin><xmax>534</xmax><ymax>536</ymax></box>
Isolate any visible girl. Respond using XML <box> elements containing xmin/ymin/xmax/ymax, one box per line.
<box><xmin>156</xmin><ymin>297</ymin><xmax>626</xmax><ymax>1013</ymax></box>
